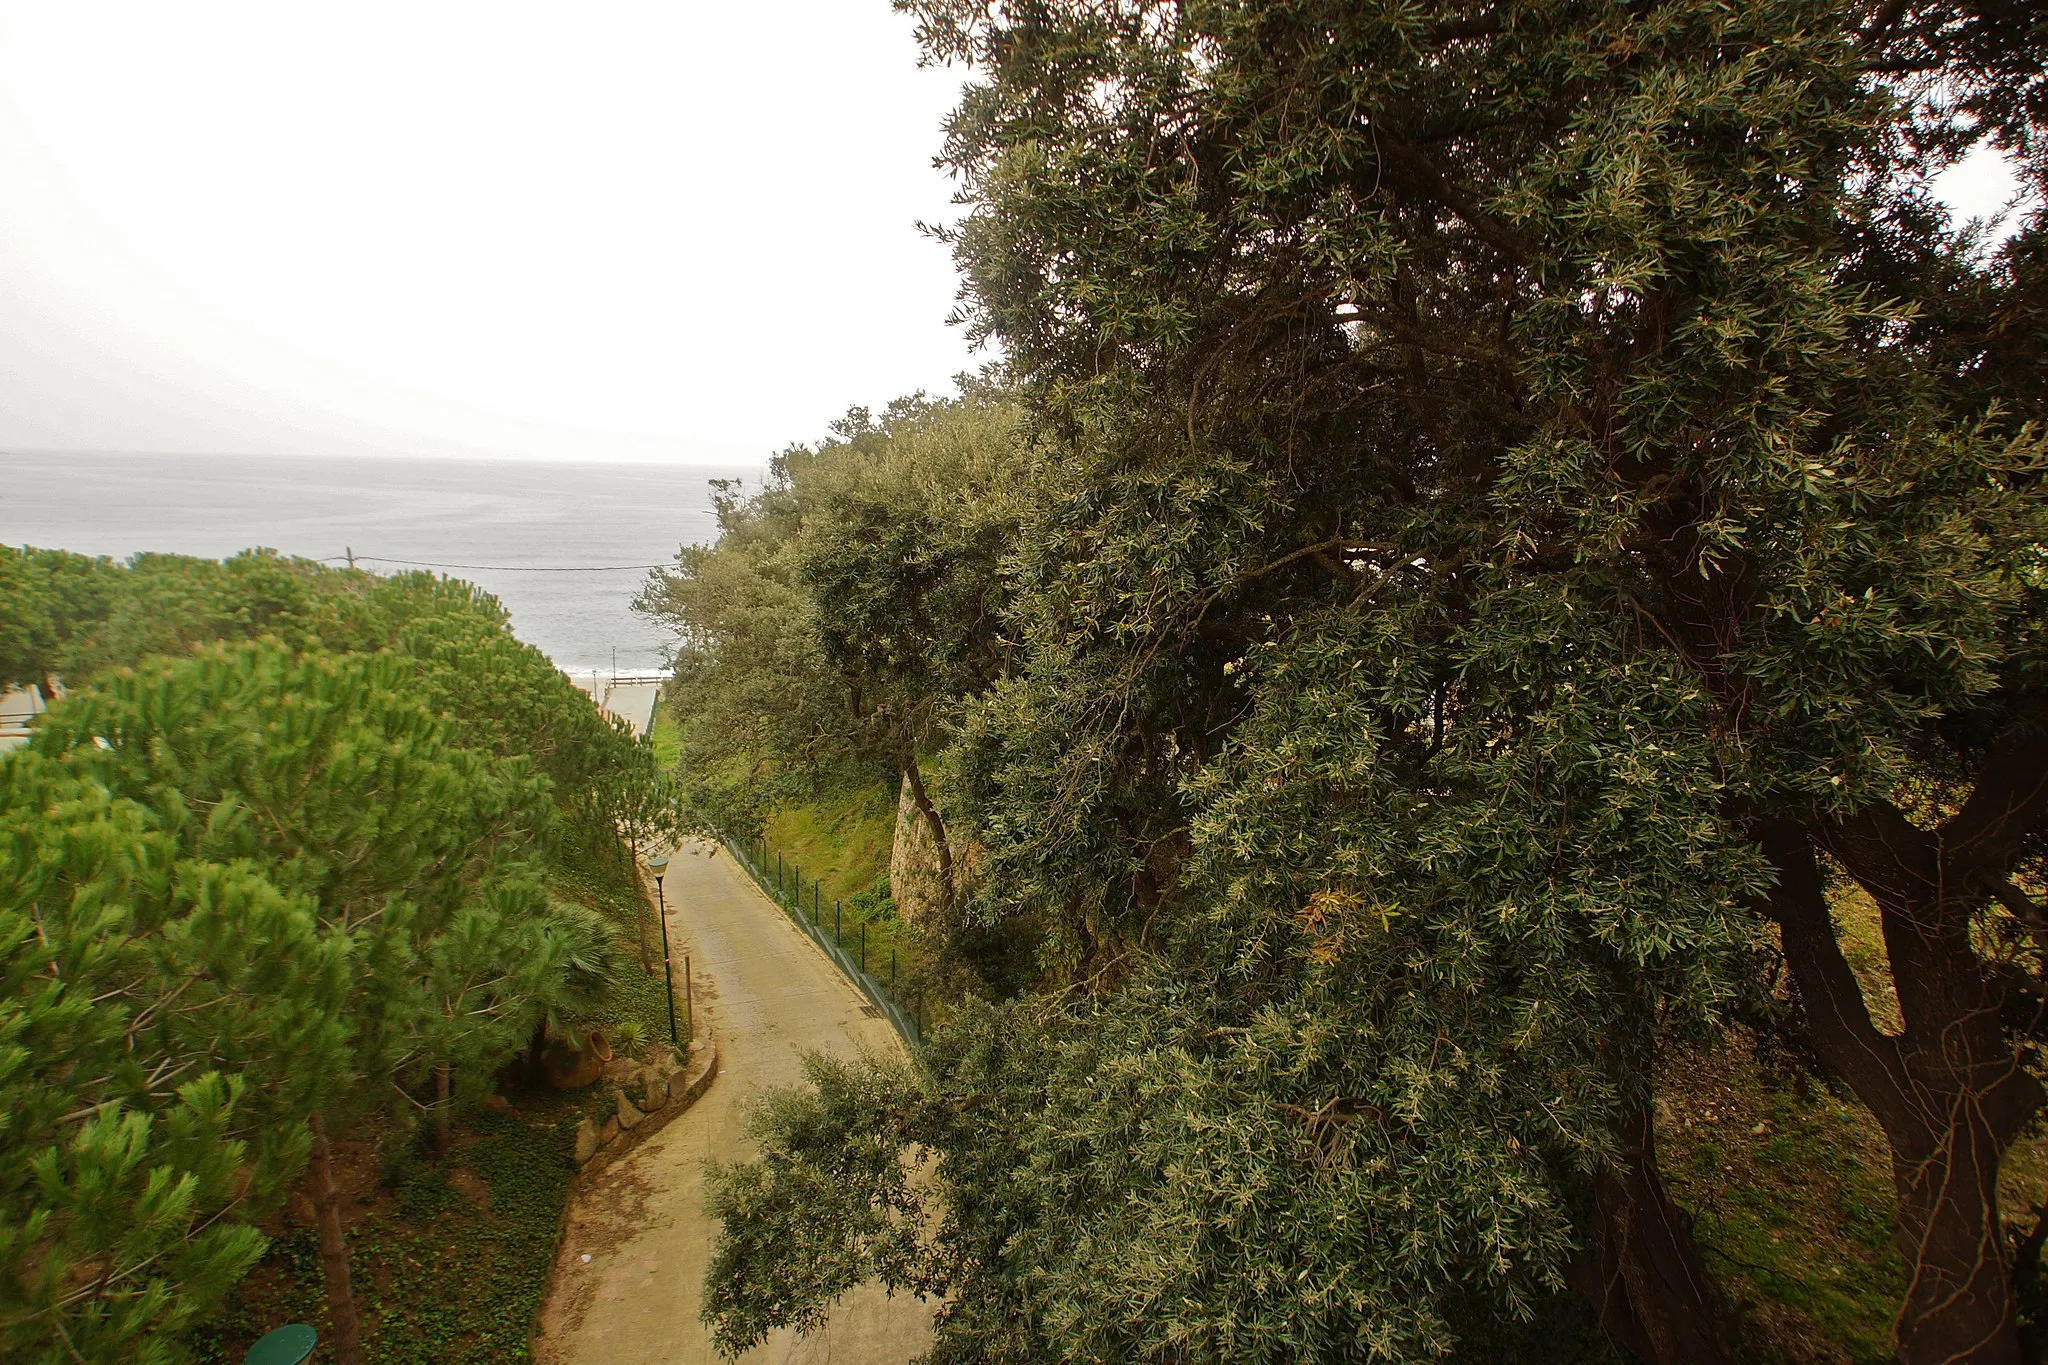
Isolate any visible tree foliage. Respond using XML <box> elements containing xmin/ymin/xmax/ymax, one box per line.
<box><xmin>0</xmin><ymin>551</ymin><xmax>642</xmax><ymax>1362</ymax></box>
<box><xmin>698</xmin><ymin>1</ymin><xmax>2048</xmax><ymax>1361</ymax></box>
<box><xmin>637</xmin><ymin>388</ymin><xmax>1027</xmax><ymax>854</ymax></box>
<box><xmin>0</xmin><ymin>758</ymin><xmax>278</xmax><ymax>1363</ymax></box>
<box><xmin>0</xmin><ymin>547</ymin><xmax>117</xmax><ymax>696</ymax></box>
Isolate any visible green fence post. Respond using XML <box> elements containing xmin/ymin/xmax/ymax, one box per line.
<box><xmin>859</xmin><ymin>921</ymin><xmax>866</xmax><ymax>975</ymax></box>
<box><xmin>834</xmin><ymin>900</ymin><xmax>841</xmax><ymax>949</ymax></box>
<box><xmin>891</xmin><ymin>947</ymin><xmax>897</xmax><ymax>988</ymax></box>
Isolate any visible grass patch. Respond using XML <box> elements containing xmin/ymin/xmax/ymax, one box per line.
<box><xmin>760</xmin><ymin>781</ymin><xmax>897</xmax><ymax>906</ymax></box>
<box><xmin>648</xmin><ymin>696</ymin><xmax>682</xmax><ymax>771</ymax></box>
<box><xmin>1661</xmin><ymin>1039</ymin><xmax>1904</xmax><ymax>1362</ymax></box>
<box><xmin>744</xmin><ymin>781</ymin><xmax>931</xmax><ymax>1008</ymax></box>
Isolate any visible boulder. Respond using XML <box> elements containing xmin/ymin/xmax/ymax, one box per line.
<box><xmin>642</xmin><ymin>1074</ymin><xmax>670</xmax><ymax>1110</ymax></box>
<box><xmin>599</xmin><ymin>1116</ymin><xmax>619</xmax><ymax>1146</ymax></box>
<box><xmin>616</xmin><ymin>1090</ymin><xmax>646</xmax><ymax>1131</ymax></box>
<box><xmin>574</xmin><ymin>1118</ymin><xmax>601</xmax><ymax>1164</ymax></box>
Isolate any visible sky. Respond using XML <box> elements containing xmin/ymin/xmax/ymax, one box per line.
<box><xmin>0</xmin><ymin>2</ymin><xmax>979</xmax><ymax>466</ymax></box>
<box><xmin>0</xmin><ymin>4</ymin><xmax>2032</xmax><ymax>470</ymax></box>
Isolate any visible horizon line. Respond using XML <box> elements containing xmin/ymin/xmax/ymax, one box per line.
<box><xmin>0</xmin><ymin>446</ymin><xmax>771</xmax><ymax>470</ymax></box>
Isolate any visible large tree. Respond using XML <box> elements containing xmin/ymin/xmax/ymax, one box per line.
<box><xmin>638</xmin><ymin>389</ymin><xmax>1026</xmax><ymax>880</ymax></box>
<box><xmin>703</xmin><ymin>0</ymin><xmax>2048</xmax><ymax>1360</ymax></box>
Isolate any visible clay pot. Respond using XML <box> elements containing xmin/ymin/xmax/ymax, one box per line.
<box><xmin>542</xmin><ymin>1039</ymin><xmax>604</xmax><ymax>1091</ymax></box>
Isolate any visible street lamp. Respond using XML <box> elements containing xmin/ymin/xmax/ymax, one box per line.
<box><xmin>648</xmin><ymin>855</ymin><xmax>677</xmax><ymax>1045</ymax></box>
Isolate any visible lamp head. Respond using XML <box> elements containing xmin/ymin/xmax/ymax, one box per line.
<box><xmin>647</xmin><ymin>855</ymin><xmax>670</xmax><ymax>876</ymax></box>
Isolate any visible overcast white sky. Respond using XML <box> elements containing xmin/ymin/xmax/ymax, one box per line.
<box><xmin>0</xmin><ymin>2</ymin><xmax>978</xmax><ymax>466</ymax></box>
<box><xmin>0</xmin><ymin>5</ymin><xmax>2032</xmax><ymax>468</ymax></box>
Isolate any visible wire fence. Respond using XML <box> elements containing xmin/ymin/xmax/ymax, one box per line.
<box><xmin>719</xmin><ymin>831</ymin><xmax>925</xmax><ymax>1050</ymax></box>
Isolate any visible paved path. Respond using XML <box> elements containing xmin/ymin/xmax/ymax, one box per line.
<box><xmin>567</xmin><ymin>674</ymin><xmax>664</xmax><ymax>738</ymax></box>
<box><xmin>537</xmin><ymin>839</ymin><xmax>934</xmax><ymax>1365</ymax></box>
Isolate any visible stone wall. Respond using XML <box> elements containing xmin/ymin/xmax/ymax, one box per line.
<box><xmin>570</xmin><ymin>1038</ymin><xmax>717</xmax><ymax>1174</ymax></box>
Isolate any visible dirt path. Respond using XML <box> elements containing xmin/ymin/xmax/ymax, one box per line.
<box><xmin>536</xmin><ymin>839</ymin><xmax>934</xmax><ymax>1364</ymax></box>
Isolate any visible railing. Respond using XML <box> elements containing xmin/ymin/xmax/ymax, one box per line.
<box><xmin>720</xmin><ymin>832</ymin><xmax>924</xmax><ymax>1050</ymax></box>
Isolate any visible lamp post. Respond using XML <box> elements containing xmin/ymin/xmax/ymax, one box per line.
<box><xmin>648</xmin><ymin>855</ymin><xmax>677</xmax><ymax>1045</ymax></box>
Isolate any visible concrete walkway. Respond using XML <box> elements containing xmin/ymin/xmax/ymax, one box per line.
<box><xmin>536</xmin><ymin>839</ymin><xmax>935</xmax><ymax>1365</ymax></box>
<box><xmin>567</xmin><ymin>673</ymin><xmax>664</xmax><ymax>739</ymax></box>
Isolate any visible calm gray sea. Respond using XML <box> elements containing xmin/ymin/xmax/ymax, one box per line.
<box><xmin>0</xmin><ymin>451</ymin><xmax>756</xmax><ymax>674</ymax></box>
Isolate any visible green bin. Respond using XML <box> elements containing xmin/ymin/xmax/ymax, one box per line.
<box><xmin>245</xmin><ymin>1323</ymin><xmax>317</xmax><ymax>1365</ymax></box>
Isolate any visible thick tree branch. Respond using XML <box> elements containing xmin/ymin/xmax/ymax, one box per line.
<box><xmin>1819</xmin><ymin>803</ymin><xmax>1990</xmax><ymax>1046</ymax></box>
<box><xmin>1987</xmin><ymin>878</ymin><xmax>2048</xmax><ymax>939</ymax></box>
<box><xmin>1939</xmin><ymin>711</ymin><xmax>2048</xmax><ymax>879</ymax></box>
<box><xmin>1823</xmin><ymin>799</ymin><xmax>1940</xmax><ymax>916</ymax></box>
<box><xmin>1758</xmin><ymin>820</ymin><xmax>1904</xmax><ymax>1108</ymax></box>
<box><xmin>1376</xmin><ymin>135</ymin><xmax>1535</xmax><ymax>264</ymax></box>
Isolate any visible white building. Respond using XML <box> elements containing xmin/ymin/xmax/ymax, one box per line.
<box><xmin>0</xmin><ymin>685</ymin><xmax>50</xmax><ymax>753</ymax></box>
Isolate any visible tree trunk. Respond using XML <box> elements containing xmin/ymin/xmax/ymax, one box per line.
<box><xmin>1886</xmin><ymin>1074</ymin><xmax>2030</xmax><ymax>1365</ymax></box>
<box><xmin>434</xmin><ymin>1062</ymin><xmax>452</xmax><ymax>1158</ymax></box>
<box><xmin>1570</xmin><ymin>1106</ymin><xmax>1733</xmax><ymax>1365</ymax></box>
<box><xmin>307</xmin><ymin>1114</ymin><xmax>365</xmax><ymax>1365</ymax></box>
<box><xmin>901</xmin><ymin>757</ymin><xmax>954</xmax><ymax>912</ymax></box>
<box><xmin>1761</xmin><ymin>817</ymin><xmax>2044</xmax><ymax>1365</ymax></box>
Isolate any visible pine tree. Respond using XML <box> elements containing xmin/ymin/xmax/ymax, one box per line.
<box><xmin>0</xmin><ymin>547</ymin><xmax>116</xmax><ymax>698</ymax></box>
<box><xmin>596</xmin><ymin>741</ymin><xmax>687</xmax><ymax>969</ymax></box>
<box><xmin>0</xmin><ymin>756</ymin><xmax>285</xmax><ymax>1362</ymax></box>
<box><xmin>33</xmin><ymin>642</ymin><xmax>570</xmax><ymax>1364</ymax></box>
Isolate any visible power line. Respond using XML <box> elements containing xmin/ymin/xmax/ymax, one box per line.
<box><xmin>324</xmin><ymin>555</ymin><xmax>669</xmax><ymax>573</ymax></box>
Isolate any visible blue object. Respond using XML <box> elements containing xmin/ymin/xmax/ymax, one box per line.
<box><xmin>245</xmin><ymin>1323</ymin><xmax>317</xmax><ymax>1365</ymax></box>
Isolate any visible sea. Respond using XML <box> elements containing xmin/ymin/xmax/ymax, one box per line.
<box><xmin>0</xmin><ymin>451</ymin><xmax>760</xmax><ymax>676</ymax></box>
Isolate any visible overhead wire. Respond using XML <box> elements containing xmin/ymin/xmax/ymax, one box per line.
<box><xmin>322</xmin><ymin>555</ymin><xmax>669</xmax><ymax>573</ymax></box>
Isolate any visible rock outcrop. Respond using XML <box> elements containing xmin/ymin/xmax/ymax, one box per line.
<box><xmin>889</xmin><ymin>773</ymin><xmax>947</xmax><ymax>925</ymax></box>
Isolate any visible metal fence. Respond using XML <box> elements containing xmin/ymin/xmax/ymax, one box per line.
<box><xmin>719</xmin><ymin>832</ymin><xmax>924</xmax><ymax>1050</ymax></box>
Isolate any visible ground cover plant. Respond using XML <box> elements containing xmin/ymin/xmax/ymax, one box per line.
<box><xmin>754</xmin><ymin>783</ymin><xmax>930</xmax><ymax>996</ymax></box>
<box><xmin>674</xmin><ymin>1</ymin><xmax>2048</xmax><ymax>1362</ymax></box>
<box><xmin>0</xmin><ymin>550</ymin><xmax>676</xmax><ymax>1364</ymax></box>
